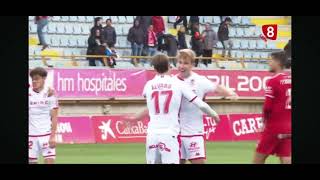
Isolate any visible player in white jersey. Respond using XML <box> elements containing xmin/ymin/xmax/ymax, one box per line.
<box><xmin>29</xmin><ymin>67</ymin><xmax>58</xmax><ymax>164</ymax></box>
<box><xmin>125</xmin><ymin>54</ymin><xmax>220</xmax><ymax>164</ymax></box>
<box><xmin>175</xmin><ymin>49</ymin><xmax>238</xmax><ymax>164</ymax></box>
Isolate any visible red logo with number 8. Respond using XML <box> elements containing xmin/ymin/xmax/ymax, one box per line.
<box><xmin>262</xmin><ymin>24</ymin><xmax>277</xmax><ymax>40</ymax></box>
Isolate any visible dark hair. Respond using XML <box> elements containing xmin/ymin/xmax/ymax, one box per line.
<box><xmin>30</xmin><ymin>67</ymin><xmax>48</xmax><ymax>78</ymax></box>
<box><xmin>152</xmin><ymin>54</ymin><xmax>169</xmax><ymax>73</ymax></box>
<box><xmin>106</xmin><ymin>18</ymin><xmax>112</xmax><ymax>23</ymax></box>
<box><xmin>224</xmin><ymin>17</ymin><xmax>232</xmax><ymax>22</ymax></box>
<box><xmin>271</xmin><ymin>51</ymin><xmax>288</xmax><ymax>69</ymax></box>
<box><xmin>94</xmin><ymin>17</ymin><xmax>102</xmax><ymax>25</ymax></box>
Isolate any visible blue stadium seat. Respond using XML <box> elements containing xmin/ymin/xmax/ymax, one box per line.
<box><xmin>29</xmin><ymin>16</ymin><xmax>34</xmax><ymax>21</ymax></box>
<box><xmin>228</xmin><ymin>28</ymin><xmax>236</xmax><ymax>38</ymax></box>
<box><xmin>240</xmin><ymin>40</ymin><xmax>249</xmax><ymax>49</ymax></box>
<box><xmin>241</xmin><ymin>16</ymin><xmax>251</xmax><ymax>25</ymax></box>
<box><xmin>65</xmin><ymin>24</ymin><xmax>74</xmax><ymax>34</ymax></box>
<box><xmin>236</xmin><ymin>51</ymin><xmax>244</xmax><ymax>59</ymax></box>
<box><xmin>118</xmin><ymin>16</ymin><xmax>127</xmax><ymax>24</ymax></box>
<box><xmin>52</xmin><ymin>16</ymin><xmax>61</xmax><ymax>22</ymax></box>
<box><xmin>204</xmin><ymin>16</ymin><xmax>213</xmax><ymax>24</ymax></box>
<box><xmin>257</xmin><ymin>40</ymin><xmax>266</xmax><ymax>49</ymax></box>
<box><xmin>69</xmin><ymin>16</ymin><xmax>78</xmax><ymax>22</ymax></box>
<box><xmin>199</xmin><ymin>16</ymin><xmax>205</xmax><ymax>24</ymax></box>
<box><xmin>86</xmin><ymin>16</ymin><xmax>94</xmax><ymax>23</ymax></box>
<box><xmin>50</xmin><ymin>36</ymin><xmax>60</xmax><ymax>47</ymax></box>
<box><xmin>81</xmin><ymin>24</ymin><xmax>91</xmax><ymax>35</ymax></box>
<box><xmin>103</xmin><ymin>16</ymin><xmax>111</xmax><ymax>21</ymax></box>
<box><xmin>60</xmin><ymin>36</ymin><xmax>69</xmax><ymax>47</ymax></box>
<box><xmin>56</xmin><ymin>23</ymin><xmax>65</xmax><ymax>34</ymax></box>
<box><xmin>168</xmin><ymin>16</ymin><xmax>176</xmax><ymax>23</ymax></box>
<box><xmin>248</xmin><ymin>40</ymin><xmax>257</xmax><ymax>50</ymax></box>
<box><xmin>78</xmin><ymin>16</ymin><xmax>86</xmax><ymax>22</ymax></box>
<box><xmin>73</xmin><ymin>24</ymin><xmax>82</xmax><ymax>35</ymax></box>
<box><xmin>213</xmin><ymin>16</ymin><xmax>221</xmax><ymax>25</ymax></box>
<box><xmin>60</xmin><ymin>16</ymin><xmax>69</xmax><ymax>22</ymax></box>
<box><xmin>252</xmin><ymin>52</ymin><xmax>260</xmax><ymax>60</ymax></box>
<box><xmin>244</xmin><ymin>51</ymin><xmax>252</xmax><ymax>61</ymax></box>
<box><xmin>122</xmin><ymin>24</ymin><xmax>131</xmax><ymax>35</ymax></box>
<box><xmin>47</xmin><ymin>23</ymin><xmax>57</xmax><ymax>34</ymax></box>
<box><xmin>233</xmin><ymin>40</ymin><xmax>240</xmax><ymax>49</ymax></box>
<box><xmin>111</xmin><ymin>16</ymin><xmax>119</xmax><ymax>24</ymax></box>
<box><xmin>77</xmin><ymin>37</ymin><xmax>87</xmax><ymax>48</ymax></box>
<box><xmin>244</xmin><ymin>28</ymin><xmax>253</xmax><ymax>37</ymax></box>
<box><xmin>68</xmin><ymin>37</ymin><xmax>78</xmax><ymax>47</ymax></box>
<box><xmin>236</xmin><ymin>28</ymin><xmax>244</xmax><ymax>37</ymax></box>
<box><xmin>216</xmin><ymin>41</ymin><xmax>223</xmax><ymax>49</ymax></box>
<box><xmin>29</xmin><ymin>23</ymin><xmax>37</xmax><ymax>33</ymax></box>
<box><xmin>266</xmin><ymin>41</ymin><xmax>277</xmax><ymax>49</ymax></box>
<box><xmin>231</xmin><ymin>16</ymin><xmax>240</xmax><ymax>25</ymax></box>
<box><xmin>115</xmin><ymin>25</ymin><xmax>123</xmax><ymax>35</ymax></box>
<box><xmin>126</xmin><ymin>16</ymin><xmax>134</xmax><ymax>24</ymax></box>
<box><xmin>260</xmin><ymin>52</ymin><xmax>269</xmax><ymax>59</ymax></box>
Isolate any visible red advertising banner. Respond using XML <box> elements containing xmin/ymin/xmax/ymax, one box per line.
<box><xmin>203</xmin><ymin>115</ymin><xmax>232</xmax><ymax>141</ymax></box>
<box><xmin>228</xmin><ymin>114</ymin><xmax>264</xmax><ymax>141</ymax></box>
<box><xmin>56</xmin><ymin>116</ymin><xmax>95</xmax><ymax>144</ymax></box>
<box><xmin>91</xmin><ymin>115</ymin><xmax>149</xmax><ymax>143</ymax></box>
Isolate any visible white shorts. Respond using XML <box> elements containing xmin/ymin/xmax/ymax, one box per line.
<box><xmin>179</xmin><ymin>135</ymin><xmax>206</xmax><ymax>160</ymax></box>
<box><xmin>29</xmin><ymin>133</ymin><xmax>56</xmax><ymax>162</ymax></box>
<box><xmin>146</xmin><ymin>134</ymin><xmax>180</xmax><ymax>164</ymax></box>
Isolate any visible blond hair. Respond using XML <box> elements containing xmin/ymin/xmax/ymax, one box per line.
<box><xmin>176</xmin><ymin>49</ymin><xmax>196</xmax><ymax>64</ymax></box>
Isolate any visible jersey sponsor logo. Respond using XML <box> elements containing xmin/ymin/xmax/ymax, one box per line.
<box><xmin>190</xmin><ymin>142</ymin><xmax>197</xmax><ymax>148</ymax></box>
<box><xmin>149</xmin><ymin>142</ymin><xmax>171</xmax><ymax>152</ymax></box>
<box><xmin>99</xmin><ymin>120</ymin><xmax>116</xmax><ymax>140</ymax></box>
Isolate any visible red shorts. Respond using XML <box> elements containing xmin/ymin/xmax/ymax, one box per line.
<box><xmin>256</xmin><ymin>132</ymin><xmax>291</xmax><ymax>157</ymax></box>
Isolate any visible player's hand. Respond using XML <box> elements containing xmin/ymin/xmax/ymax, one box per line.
<box><xmin>49</xmin><ymin>134</ymin><xmax>56</xmax><ymax>148</ymax></box>
<box><xmin>47</xmin><ymin>87</ymin><xmax>55</xmax><ymax>97</ymax></box>
<box><xmin>213</xmin><ymin>115</ymin><xmax>221</xmax><ymax>124</ymax></box>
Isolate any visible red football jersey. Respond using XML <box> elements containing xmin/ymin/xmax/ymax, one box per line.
<box><xmin>263</xmin><ymin>73</ymin><xmax>291</xmax><ymax>133</ymax></box>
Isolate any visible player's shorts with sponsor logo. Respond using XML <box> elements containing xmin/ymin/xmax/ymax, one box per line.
<box><xmin>146</xmin><ymin>134</ymin><xmax>180</xmax><ymax>164</ymax></box>
<box><xmin>256</xmin><ymin>131</ymin><xmax>291</xmax><ymax>157</ymax></box>
<box><xmin>178</xmin><ymin>134</ymin><xmax>206</xmax><ymax>161</ymax></box>
<box><xmin>29</xmin><ymin>133</ymin><xmax>56</xmax><ymax>162</ymax></box>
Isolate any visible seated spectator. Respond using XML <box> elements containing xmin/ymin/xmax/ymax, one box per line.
<box><xmin>191</xmin><ymin>24</ymin><xmax>204</xmax><ymax>67</ymax></box>
<box><xmin>90</xmin><ymin>17</ymin><xmax>103</xmax><ymax>36</ymax></box>
<box><xmin>143</xmin><ymin>25</ymin><xmax>158</xmax><ymax>66</ymax></box>
<box><xmin>127</xmin><ymin>19</ymin><xmax>145</xmax><ymax>67</ymax></box>
<box><xmin>102</xmin><ymin>18</ymin><xmax>117</xmax><ymax>48</ymax></box>
<box><xmin>218</xmin><ymin>17</ymin><xmax>233</xmax><ymax>57</ymax></box>
<box><xmin>86</xmin><ymin>29</ymin><xmax>106</xmax><ymax>66</ymax></box>
<box><xmin>105</xmin><ymin>46</ymin><xmax>118</xmax><ymax>68</ymax></box>
<box><xmin>201</xmin><ymin>23</ymin><xmax>218</xmax><ymax>66</ymax></box>
<box><xmin>177</xmin><ymin>26</ymin><xmax>188</xmax><ymax>49</ymax></box>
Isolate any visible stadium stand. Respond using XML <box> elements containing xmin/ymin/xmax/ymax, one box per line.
<box><xmin>29</xmin><ymin>16</ymin><xmax>291</xmax><ymax>69</ymax></box>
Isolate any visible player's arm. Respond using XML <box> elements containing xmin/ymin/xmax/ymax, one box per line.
<box><xmin>263</xmin><ymin>80</ymin><xmax>274</xmax><ymax>122</ymax></box>
<box><xmin>202</xmin><ymin>77</ymin><xmax>238</xmax><ymax>100</ymax></box>
<box><xmin>49</xmin><ymin>94</ymin><xmax>59</xmax><ymax>148</ymax></box>
<box><xmin>181</xmin><ymin>84</ymin><xmax>220</xmax><ymax>123</ymax></box>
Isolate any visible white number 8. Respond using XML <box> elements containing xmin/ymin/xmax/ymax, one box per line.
<box><xmin>267</xmin><ymin>26</ymin><xmax>274</xmax><ymax>38</ymax></box>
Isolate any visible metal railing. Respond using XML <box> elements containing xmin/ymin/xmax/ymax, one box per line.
<box><xmin>28</xmin><ymin>54</ymin><xmax>271</xmax><ymax>69</ymax></box>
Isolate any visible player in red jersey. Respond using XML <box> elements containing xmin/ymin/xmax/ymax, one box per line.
<box><xmin>253</xmin><ymin>51</ymin><xmax>291</xmax><ymax>164</ymax></box>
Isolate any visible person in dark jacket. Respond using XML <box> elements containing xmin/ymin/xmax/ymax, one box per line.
<box><xmin>218</xmin><ymin>17</ymin><xmax>233</xmax><ymax>57</ymax></box>
<box><xmin>102</xmin><ymin>18</ymin><xmax>117</xmax><ymax>48</ymax></box>
<box><xmin>174</xmin><ymin>16</ymin><xmax>188</xmax><ymax>30</ymax></box>
<box><xmin>177</xmin><ymin>26</ymin><xmax>188</xmax><ymax>49</ymax></box>
<box><xmin>127</xmin><ymin>19</ymin><xmax>145</xmax><ymax>66</ymax></box>
<box><xmin>87</xmin><ymin>29</ymin><xmax>106</xmax><ymax>66</ymax></box>
<box><xmin>189</xmin><ymin>16</ymin><xmax>199</xmax><ymax>35</ymax></box>
<box><xmin>201</xmin><ymin>23</ymin><xmax>218</xmax><ymax>66</ymax></box>
<box><xmin>162</xmin><ymin>34</ymin><xmax>179</xmax><ymax>67</ymax></box>
<box><xmin>135</xmin><ymin>16</ymin><xmax>152</xmax><ymax>33</ymax></box>
<box><xmin>90</xmin><ymin>17</ymin><xmax>103</xmax><ymax>36</ymax></box>
<box><xmin>191</xmin><ymin>24</ymin><xmax>204</xmax><ymax>67</ymax></box>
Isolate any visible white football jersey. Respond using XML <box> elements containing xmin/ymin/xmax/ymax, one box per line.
<box><xmin>29</xmin><ymin>87</ymin><xmax>58</xmax><ymax>136</ymax></box>
<box><xmin>143</xmin><ymin>74</ymin><xmax>198</xmax><ymax>136</ymax></box>
<box><xmin>175</xmin><ymin>72</ymin><xmax>217</xmax><ymax>135</ymax></box>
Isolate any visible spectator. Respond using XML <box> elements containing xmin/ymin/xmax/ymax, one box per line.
<box><xmin>218</xmin><ymin>17</ymin><xmax>233</xmax><ymax>57</ymax></box>
<box><xmin>105</xmin><ymin>46</ymin><xmax>118</xmax><ymax>68</ymax></box>
<box><xmin>152</xmin><ymin>16</ymin><xmax>165</xmax><ymax>49</ymax></box>
<box><xmin>162</xmin><ymin>34</ymin><xmax>179</xmax><ymax>67</ymax></box>
<box><xmin>201</xmin><ymin>23</ymin><xmax>218</xmax><ymax>66</ymax></box>
<box><xmin>127</xmin><ymin>19</ymin><xmax>145</xmax><ymax>66</ymax></box>
<box><xmin>177</xmin><ymin>26</ymin><xmax>188</xmax><ymax>49</ymax></box>
<box><xmin>191</xmin><ymin>24</ymin><xmax>204</xmax><ymax>67</ymax></box>
<box><xmin>90</xmin><ymin>17</ymin><xmax>103</xmax><ymax>36</ymax></box>
<box><xmin>102</xmin><ymin>18</ymin><xmax>117</xmax><ymax>48</ymax></box>
<box><xmin>136</xmin><ymin>16</ymin><xmax>152</xmax><ymax>33</ymax></box>
<box><xmin>189</xmin><ymin>16</ymin><xmax>199</xmax><ymax>35</ymax></box>
<box><xmin>173</xmin><ymin>16</ymin><xmax>188</xmax><ymax>30</ymax></box>
<box><xmin>144</xmin><ymin>25</ymin><xmax>158</xmax><ymax>66</ymax></box>
<box><xmin>35</xmin><ymin>16</ymin><xmax>51</xmax><ymax>51</ymax></box>
<box><xmin>136</xmin><ymin>16</ymin><xmax>152</xmax><ymax>56</ymax></box>
<box><xmin>86</xmin><ymin>29</ymin><xmax>106</xmax><ymax>66</ymax></box>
